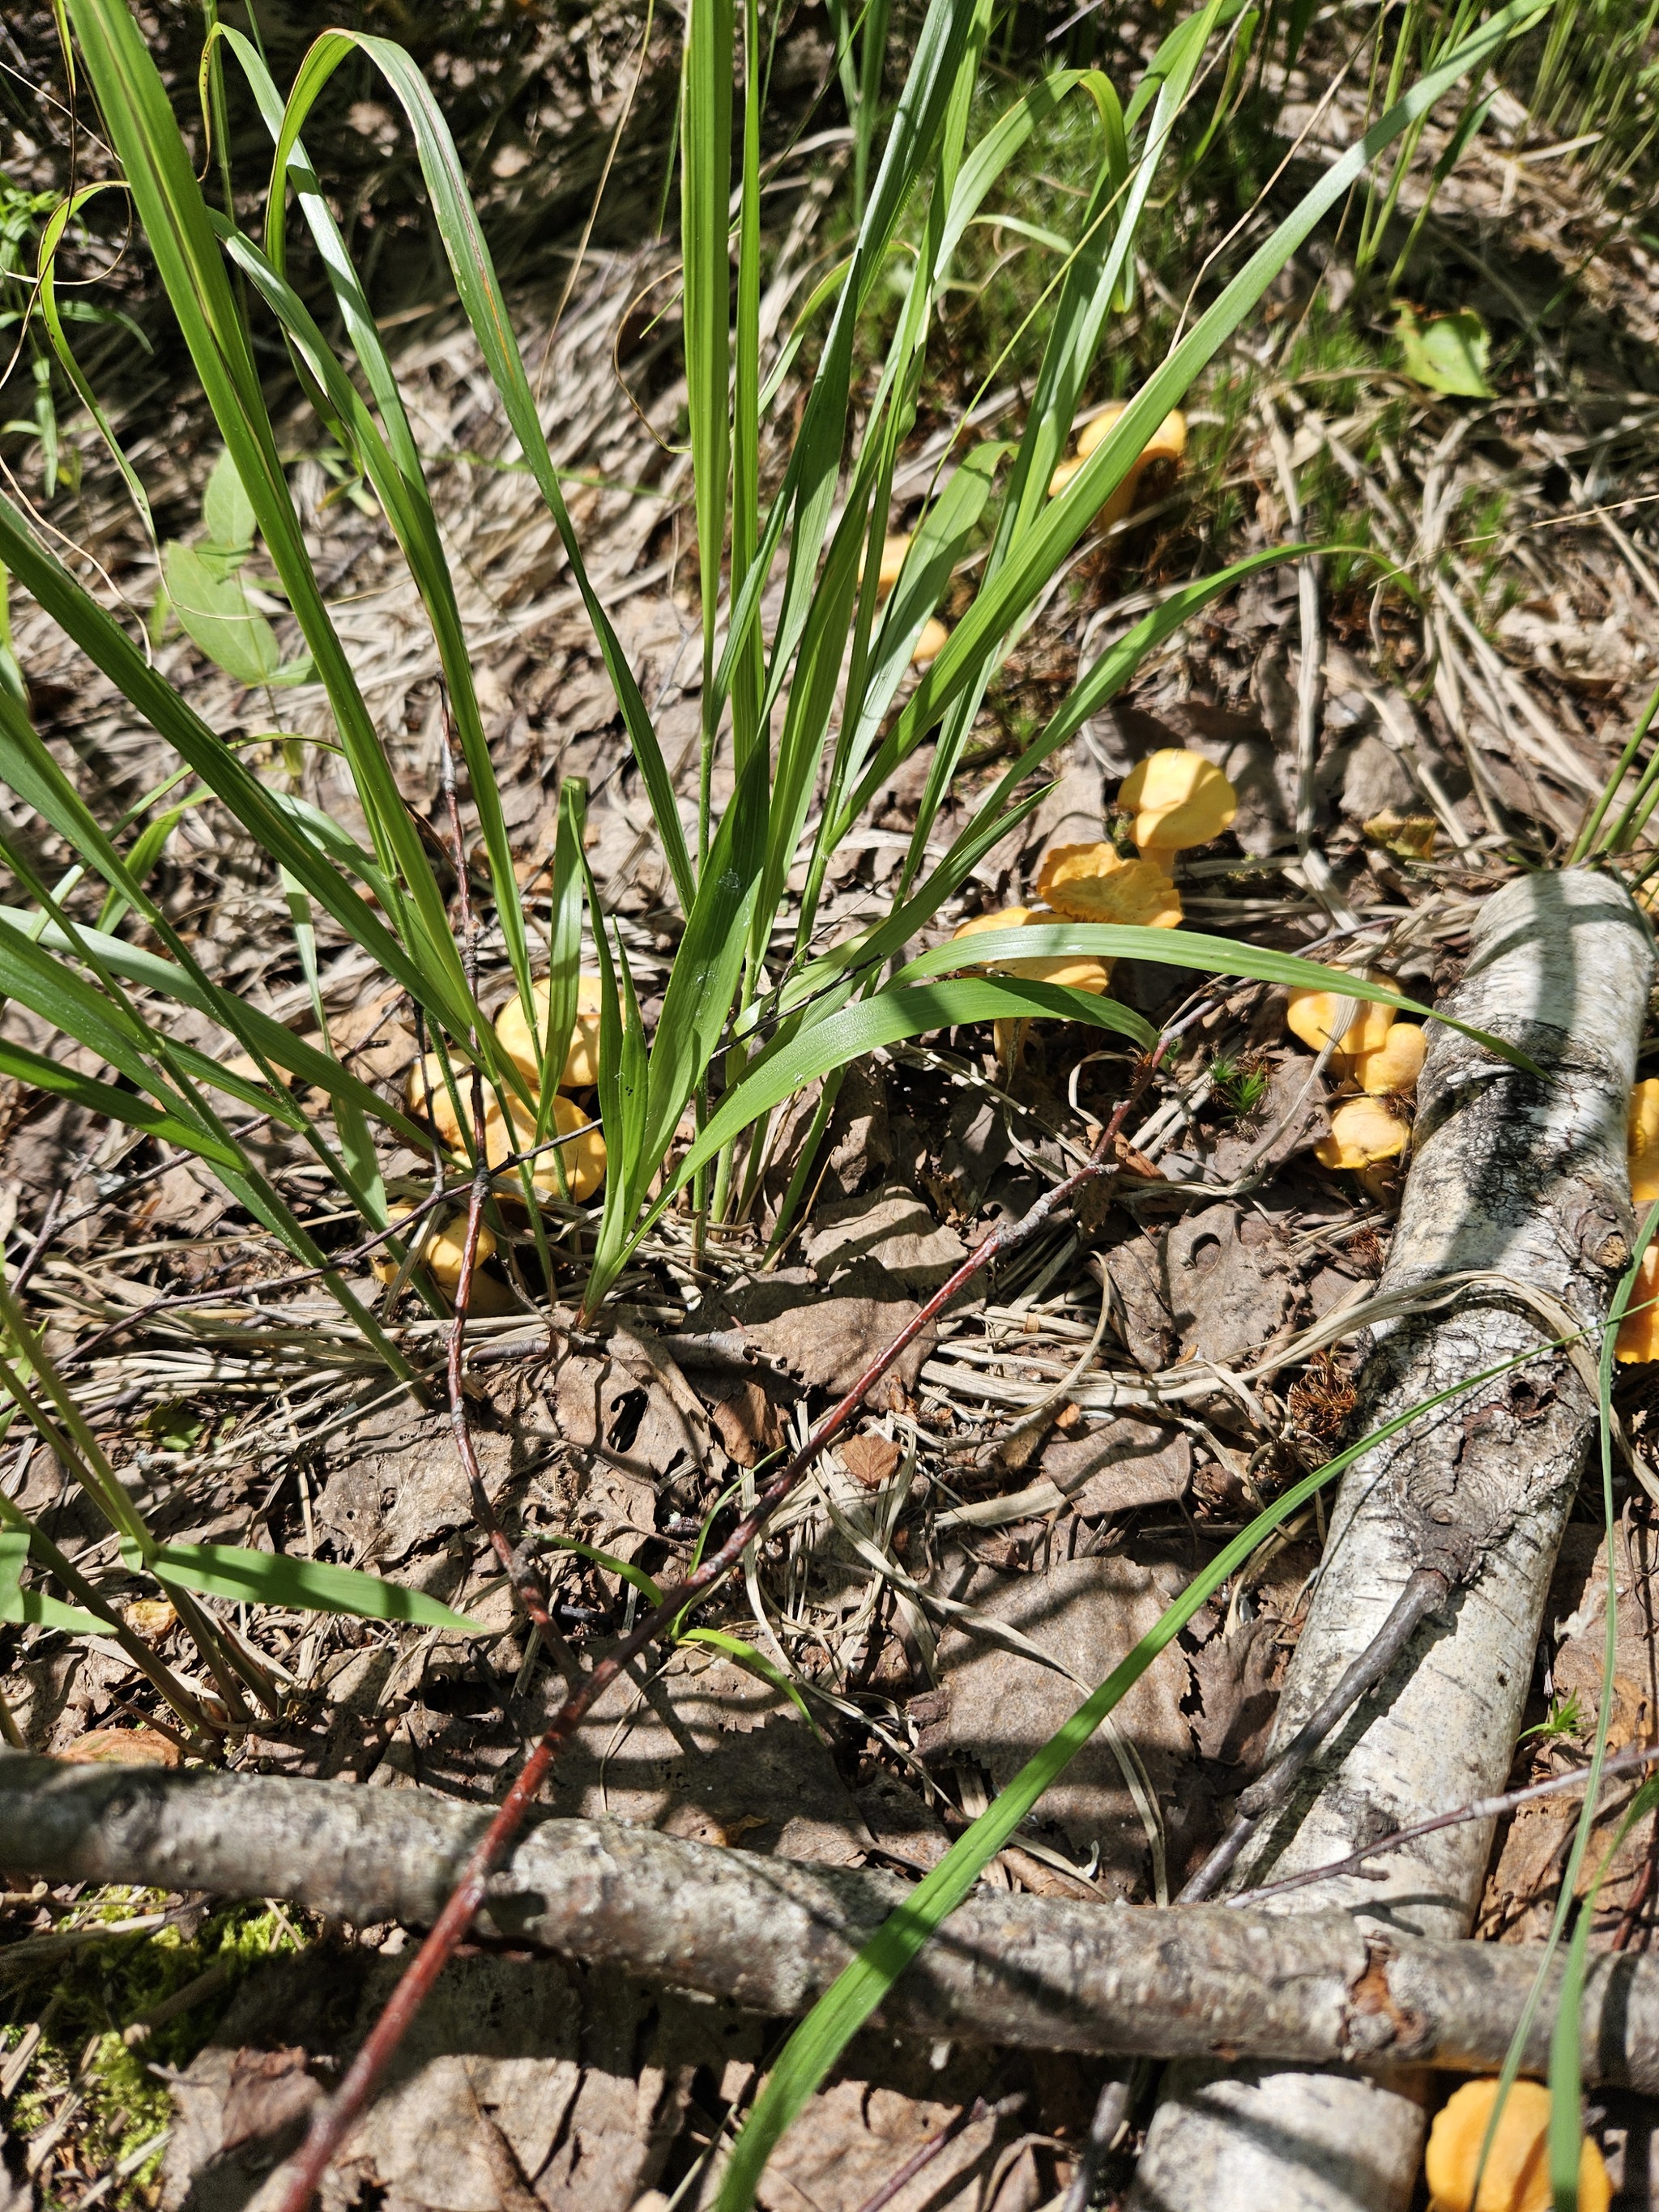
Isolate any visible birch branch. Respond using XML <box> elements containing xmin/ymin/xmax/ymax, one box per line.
<box><xmin>6</xmin><ymin>1750</ymin><xmax>1659</xmax><ymax>2090</ymax></box>
<box><xmin>1132</xmin><ymin>867</ymin><xmax>1653</xmax><ymax>2212</ymax></box>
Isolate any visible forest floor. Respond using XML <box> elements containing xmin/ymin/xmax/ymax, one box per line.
<box><xmin>7</xmin><ymin>1</ymin><xmax>1659</xmax><ymax>2207</ymax></box>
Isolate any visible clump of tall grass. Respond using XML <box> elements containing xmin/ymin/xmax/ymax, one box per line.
<box><xmin>0</xmin><ymin>0</ymin><xmax>1546</xmax><ymax>1723</ymax></box>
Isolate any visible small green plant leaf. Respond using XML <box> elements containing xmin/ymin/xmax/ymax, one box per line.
<box><xmin>1394</xmin><ymin>304</ymin><xmax>1494</xmax><ymax>397</ymax></box>
<box><xmin>201</xmin><ymin>445</ymin><xmax>257</xmax><ymax>553</ymax></box>
<box><xmin>120</xmin><ymin>1539</ymin><xmax>486</xmax><ymax>1634</ymax></box>
<box><xmin>0</xmin><ymin>1528</ymin><xmax>100</xmax><ymax>1633</ymax></box>
<box><xmin>162</xmin><ymin>543</ymin><xmax>280</xmax><ymax>685</ymax></box>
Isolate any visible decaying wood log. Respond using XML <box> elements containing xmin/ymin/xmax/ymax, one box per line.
<box><xmin>9</xmin><ymin>1749</ymin><xmax>1659</xmax><ymax>2091</ymax></box>
<box><xmin>1131</xmin><ymin>869</ymin><xmax>1654</xmax><ymax>2212</ymax></box>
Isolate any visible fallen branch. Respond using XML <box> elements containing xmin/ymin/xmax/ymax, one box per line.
<box><xmin>1132</xmin><ymin>867</ymin><xmax>1653</xmax><ymax>2212</ymax></box>
<box><xmin>8</xmin><ymin>1752</ymin><xmax>1659</xmax><ymax>2091</ymax></box>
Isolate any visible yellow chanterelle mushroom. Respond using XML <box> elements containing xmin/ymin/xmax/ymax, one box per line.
<box><xmin>876</xmin><ymin>533</ymin><xmax>911</xmax><ymax>595</ymax></box>
<box><xmin>1047</xmin><ymin>402</ymin><xmax>1188</xmax><ymax>531</ymax></box>
<box><xmin>1423</xmin><ymin>2077</ymin><xmax>1610</xmax><ymax>2212</ymax></box>
<box><xmin>1118</xmin><ymin>748</ymin><xmax>1238</xmax><ymax>857</ymax></box>
<box><xmin>479</xmin><ymin>1091</ymin><xmax>607</xmax><ymax>1203</ymax></box>
<box><xmin>952</xmin><ymin>908</ymin><xmax>1111</xmax><ymax>994</ymax></box>
<box><xmin>1285</xmin><ymin>971</ymin><xmax>1396</xmax><ymax>1060</ymax></box>
<box><xmin>1348</xmin><ymin>1020</ymin><xmax>1427</xmax><ymax>1097</ymax></box>
<box><xmin>1629</xmin><ymin>1076</ymin><xmax>1659</xmax><ymax>1202</ymax></box>
<box><xmin>372</xmin><ymin>1204</ymin><xmax>514</xmax><ymax>1313</ymax></box>
<box><xmin>404</xmin><ymin>1050</ymin><xmax>471</xmax><ymax>1149</ymax></box>
<box><xmin>496</xmin><ymin>975</ymin><xmax>605</xmax><ymax>1092</ymax></box>
<box><xmin>1032</xmin><ymin>844</ymin><xmax>1183</xmax><ymax>931</ymax></box>
<box><xmin>911</xmin><ymin>616</ymin><xmax>949</xmax><ymax>667</ymax></box>
<box><xmin>1618</xmin><ymin>1243</ymin><xmax>1659</xmax><ymax>1364</ymax></box>
<box><xmin>1314</xmin><ymin>1094</ymin><xmax>1408</xmax><ymax>1173</ymax></box>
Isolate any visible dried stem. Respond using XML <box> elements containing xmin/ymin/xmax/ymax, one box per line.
<box><xmin>1179</xmin><ymin>1566</ymin><xmax>1453</xmax><ymax>1902</ymax></box>
<box><xmin>1227</xmin><ymin>1737</ymin><xmax>1659</xmax><ymax>1909</ymax></box>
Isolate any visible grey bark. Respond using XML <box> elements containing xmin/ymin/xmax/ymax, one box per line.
<box><xmin>9</xmin><ymin>1750</ymin><xmax>1659</xmax><ymax>2089</ymax></box>
<box><xmin>1131</xmin><ymin>869</ymin><xmax>1653</xmax><ymax>2212</ymax></box>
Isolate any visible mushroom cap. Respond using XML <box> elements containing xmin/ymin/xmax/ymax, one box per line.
<box><xmin>373</xmin><ymin>1204</ymin><xmax>497</xmax><ymax>1295</ymax></box>
<box><xmin>1630</xmin><ymin>1076</ymin><xmax>1659</xmax><ymax>1202</ymax></box>
<box><xmin>496</xmin><ymin>974</ymin><xmax>606</xmax><ymax>1091</ymax></box>
<box><xmin>1118</xmin><ymin>748</ymin><xmax>1238</xmax><ymax>853</ymax></box>
<box><xmin>1286</xmin><ymin>970</ymin><xmax>1395</xmax><ymax>1058</ymax></box>
<box><xmin>481</xmin><ymin>1089</ymin><xmax>606</xmax><ymax>1202</ymax></box>
<box><xmin>1032</xmin><ymin>844</ymin><xmax>1183</xmax><ymax>929</ymax></box>
<box><xmin>535</xmin><ymin>1091</ymin><xmax>608</xmax><ymax>1203</ymax></box>
<box><xmin>1047</xmin><ymin>454</ymin><xmax>1087</xmax><ymax>500</ymax></box>
<box><xmin>1314</xmin><ymin>1094</ymin><xmax>1408</xmax><ymax>1171</ymax></box>
<box><xmin>1423</xmin><ymin>2076</ymin><xmax>1610</xmax><ymax>2212</ymax></box>
<box><xmin>1077</xmin><ymin>402</ymin><xmax>1187</xmax><ymax>465</ymax></box>
<box><xmin>876</xmin><ymin>532</ymin><xmax>911</xmax><ymax>594</ymax></box>
<box><xmin>951</xmin><ymin>906</ymin><xmax>1110</xmax><ymax>995</ymax></box>
<box><xmin>953</xmin><ymin>906</ymin><xmax>1036</xmax><ymax>942</ymax></box>
<box><xmin>911</xmin><ymin>616</ymin><xmax>950</xmax><ymax>667</ymax></box>
<box><xmin>1348</xmin><ymin>1021</ymin><xmax>1427</xmax><ymax>1097</ymax></box>
<box><xmin>405</xmin><ymin>1050</ymin><xmax>471</xmax><ymax>1149</ymax></box>
<box><xmin>1617</xmin><ymin>1242</ymin><xmax>1659</xmax><ymax>1365</ymax></box>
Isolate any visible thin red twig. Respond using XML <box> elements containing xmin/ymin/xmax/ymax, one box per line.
<box><xmin>271</xmin><ymin>1044</ymin><xmax>1168</xmax><ymax>2212</ymax></box>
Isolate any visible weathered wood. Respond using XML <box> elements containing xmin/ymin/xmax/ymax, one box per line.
<box><xmin>7</xmin><ymin>1750</ymin><xmax>1659</xmax><ymax>2090</ymax></box>
<box><xmin>1132</xmin><ymin>869</ymin><xmax>1654</xmax><ymax>2212</ymax></box>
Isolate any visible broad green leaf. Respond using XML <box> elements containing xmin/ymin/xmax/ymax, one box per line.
<box><xmin>891</xmin><ymin>926</ymin><xmax>1541</xmax><ymax>1073</ymax></box>
<box><xmin>122</xmin><ymin>1539</ymin><xmax>487</xmax><ymax>1634</ymax></box>
<box><xmin>0</xmin><ymin>1034</ymin><xmax>244</xmax><ymax>1166</ymax></box>
<box><xmin>1395</xmin><ymin>303</ymin><xmax>1494</xmax><ymax>397</ymax></box>
<box><xmin>163</xmin><ymin>542</ymin><xmax>279</xmax><ymax>685</ymax></box>
<box><xmin>202</xmin><ymin>444</ymin><xmax>257</xmax><ymax>550</ymax></box>
<box><xmin>673</xmin><ymin>976</ymin><xmax>1152</xmax><ymax>1197</ymax></box>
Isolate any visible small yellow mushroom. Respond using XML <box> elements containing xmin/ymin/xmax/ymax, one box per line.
<box><xmin>1348</xmin><ymin>1021</ymin><xmax>1427</xmax><ymax>1097</ymax></box>
<box><xmin>1617</xmin><ymin>1242</ymin><xmax>1659</xmax><ymax>1365</ymax></box>
<box><xmin>471</xmin><ymin>1090</ymin><xmax>606</xmax><ymax>1202</ymax></box>
<box><xmin>1314</xmin><ymin>1094</ymin><xmax>1408</xmax><ymax>1172</ymax></box>
<box><xmin>1118</xmin><ymin>748</ymin><xmax>1238</xmax><ymax>855</ymax></box>
<box><xmin>373</xmin><ymin>1204</ymin><xmax>496</xmax><ymax>1294</ymax></box>
<box><xmin>533</xmin><ymin>1091</ymin><xmax>608</xmax><ymax>1202</ymax></box>
<box><xmin>405</xmin><ymin>1050</ymin><xmax>471</xmax><ymax>1149</ymax></box>
<box><xmin>951</xmin><ymin>907</ymin><xmax>1110</xmax><ymax>994</ymax></box>
<box><xmin>911</xmin><ymin>616</ymin><xmax>949</xmax><ymax>667</ymax></box>
<box><xmin>1630</xmin><ymin>1076</ymin><xmax>1659</xmax><ymax>1202</ymax></box>
<box><xmin>1047</xmin><ymin>403</ymin><xmax>1188</xmax><ymax>526</ymax></box>
<box><xmin>377</xmin><ymin>1204</ymin><xmax>516</xmax><ymax>1315</ymax></box>
<box><xmin>1423</xmin><ymin>2077</ymin><xmax>1610</xmax><ymax>2212</ymax></box>
<box><xmin>496</xmin><ymin>975</ymin><xmax>606</xmax><ymax>1093</ymax></box>
<box><xmin>126</xmin><ymin>1599</ymin><xmax>177</xmax><ymax>1639</ymax></box>
<box><xmin>1285</xmin><ymin>970</ymin><xmax>1396</xmax><ymax>1059</ymax></box>
<box><xmin>1032</xmin><ymin>844</ymin><xmax>1183</xmax><ymax>930</ymax></box>
<box><xmin>876</xmin><ymin>532</ymin><xmax>911</xmax><ymax>595</ymax></box>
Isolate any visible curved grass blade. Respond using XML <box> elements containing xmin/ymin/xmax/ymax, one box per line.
<box><xmin>121</xmin><ymin>1539</ymin><xmax>486</xmax><ymax>1634</ymax></box>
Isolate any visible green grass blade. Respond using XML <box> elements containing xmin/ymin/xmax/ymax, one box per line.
<box><xmin>681</xmin><ymin>0</ymin><xmax>733</xmax><ymax>859</ymax></box>
<box><xmin>0</xmin><ymin>1531</ymin><xmax>100</xmax><ymax>1634</ymax></box>
<box><xmin>267</xmin><ymin>28</ymin><xmax>693</xmax><ymax>914</ymax></box>
<box><xmin>122</xmin><ymin>1539</ymin><xmax>485</xmax><ymax>1634</ymax></box>
<box><xmin>868</xmin><ymin>0</ymin><xmax>1554</xmax><ymax>782</ymax></box>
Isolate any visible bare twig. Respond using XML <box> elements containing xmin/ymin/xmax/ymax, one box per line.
<box><xmin>1179</xmin><ymin>1566</ymin><xmax>1455</xmax><ymax>1902</ymax></box>
<box><xmin>1228</xmin><ymin>1737</ymin><xmax>1659</xmax><ymax>1908</ymax></box>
